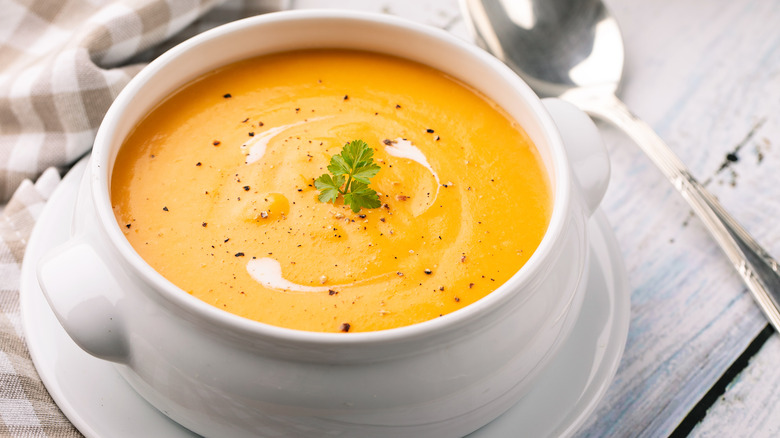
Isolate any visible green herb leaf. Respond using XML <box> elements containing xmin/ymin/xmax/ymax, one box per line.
<box><xmin>343</xmin><ymin>181</ymin><xmax>381</xmax><ymax>213</ymax></box>
<box><xmin>314</xmin><ymin>173</ymin><xmax>344</xmax><ymax>204</ymax></box>
<box><xmin>315</xmin><ymin>140</ymin><xmax>382</xmax><ymax>212</ymax></box>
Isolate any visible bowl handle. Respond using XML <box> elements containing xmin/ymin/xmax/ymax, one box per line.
<box><xmin>37</xmin><ymin>236</ymin><xmax>129</xmax><ymax>363</ymax></box>
<box><xmin>543</xmin><ymin>98</ymin><xmax>610</xmax><ymax>215</ymax></box>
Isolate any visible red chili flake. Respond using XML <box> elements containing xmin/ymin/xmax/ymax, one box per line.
<box><xmin>461</xmin><ymin>255</ymin><xmax>467</xmax><ymax>263</ymax></box>
<box><xmin>213</xmin><ymin>140</ymin><xmax>221</xmax><ymax>146</ymax></box>
<box><xmin>235</xmin><ymin>252</ymin><xmax>245</xmax><ymax>257</ymax></box>
<box><xmin>469</xmin><ymin>283</ymin><xmax>475</xmax><ymax>288</ymax></box>
<box><xmin>223</xmin><ymin>93</ymin><xmax>232</xmax><ymax>98</ymax></box>
<box><xmin>383</xmin><ymin>203</ymin><xmax>390</xmax><ymax>209</ymax></box>
<box><xmin>396</xmin><ymin>195</ymin><xmax>408</xmax><ymax>201</ymax></box>
<box><xmin>258</xmin><ymin>121</ymin><xmax>264</xmax><ymax>126</ymax></box>
<box><xmin>162</xmin><ymin>206</ymin><xmax>169</xmax><ymax>211</ymax></box>
<box><xmin>328</xmin><ymin>289</ymin><xmax>338</xmax><ymax>296</ymax></box>
<box><xmin>339</xmin><ymin>323</ymin><xmax>351</xmax><ymax>332</ymax></box>
<box><xmin>243</xmin><ymin>186</ymin><xmax>250</xmax><ymax>191</ymax></box>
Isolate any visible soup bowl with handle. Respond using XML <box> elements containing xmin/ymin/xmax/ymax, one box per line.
<box><xmin>36</xmin><ymin>9</ymin><xmax>610</xmax><ymax>438</ymax></box>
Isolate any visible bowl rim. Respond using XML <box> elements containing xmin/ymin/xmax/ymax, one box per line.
<box><xmin>90</xmin><ymin>9</ymin><xmax>574</xmax><ymax>346</ymax></box>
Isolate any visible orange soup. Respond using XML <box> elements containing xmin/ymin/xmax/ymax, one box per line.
<box><xmin>111</xmin><ymin>49</ymin><xmax>552</xmax><ymax>333</ymax></box>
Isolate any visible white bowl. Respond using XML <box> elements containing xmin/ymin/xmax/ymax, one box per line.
<box><xmin>37</xmin><ymin>10</ymin><xmax>609</xmax><ymax>438</ymax></box>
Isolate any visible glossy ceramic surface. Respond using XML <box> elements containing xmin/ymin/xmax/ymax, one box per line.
<box><xmin>21</xmin><ymin>158</ymin><xmax>629</xmax><ymax>437</ymax></box>
<box><xmin>34</xmin><ymin>10</ymin><xmax>612</xmax><ymax>437</ymax></box>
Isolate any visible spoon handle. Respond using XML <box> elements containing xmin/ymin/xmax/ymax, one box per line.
<box><xmin>570</xmin><ymin>91</ymin><xmax>780</xmax><ymax>331</ymax></box>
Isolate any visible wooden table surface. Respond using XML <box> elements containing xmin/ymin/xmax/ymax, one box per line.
<box><xmin>289</xmin><ymin>0</ymin><xmax>780</xmax><ymax>436</ymax></box>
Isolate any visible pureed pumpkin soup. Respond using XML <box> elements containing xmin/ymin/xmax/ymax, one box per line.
<box><xmin>111</xmin><ymin>49</ymin><xmax>552</xmax><ymax>333</ymax></box>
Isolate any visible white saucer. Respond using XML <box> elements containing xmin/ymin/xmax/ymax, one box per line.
<box><xmin>20</xmin><ymin>157</ymin><xmax>630</xmax><ymax>438</ymax></box>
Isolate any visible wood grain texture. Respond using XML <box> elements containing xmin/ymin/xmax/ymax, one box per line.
<box><xmin>691</xmin><ymin>335</ymin><xmax>780</xmax><ymax>437</ymax></box>
<box><xmin>292</xmin><ymin>0</ymin><xmax>780</xmax><ymax>436</ymax></box>
<box><xmin>576</xmin><ymin>1</ymin><xmax>780</xmax><ymax>437</ymax></box>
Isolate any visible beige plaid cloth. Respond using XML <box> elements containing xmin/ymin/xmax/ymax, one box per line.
<box><xmin>0</xmin><ymin>0</ymin><xmax>281</xmax><ymax>435</ymax></box>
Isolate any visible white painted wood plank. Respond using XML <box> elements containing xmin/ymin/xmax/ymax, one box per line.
<box><xmin>577</xmin><ymin>0</ymin><xmax>780</xmax><ymax>436</ymax></box>
<box><xmin>691</xmin><ymin>335</ymin><xmax>780</xmax><ymax>437</ymax></box>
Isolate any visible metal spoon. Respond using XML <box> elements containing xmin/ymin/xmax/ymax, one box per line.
<box><xmin>461</xmin><ymin>0</ymin><xmax>780</xmax><ymax>331</ymax></box>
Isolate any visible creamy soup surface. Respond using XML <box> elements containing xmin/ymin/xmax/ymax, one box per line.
<box><xmin>111</xmin><ymin>49</ymin><xmax>552</xmax><ymax>333</ymax></box>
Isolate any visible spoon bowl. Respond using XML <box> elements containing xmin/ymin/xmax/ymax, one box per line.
<box><xmin>464</xmin><ymin>0</ymin><xmax>623</xmax><ymax>98</ymax></box>
<box><xmin>461</xmin><ymin>0</ymin><xmax>780</xmax><ymax>332</ymax></box>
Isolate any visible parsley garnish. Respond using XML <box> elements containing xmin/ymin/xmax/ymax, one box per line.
<box><xmin>315</xmin><ymin>140</ymin><xmax>381</xmax><ymax>213</ymax></box>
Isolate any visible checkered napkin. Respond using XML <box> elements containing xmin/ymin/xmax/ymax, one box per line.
<box><xmin>0</xmin><ymin>0</ymin><xmax>281</xmax><ymax>435</ymax></box>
